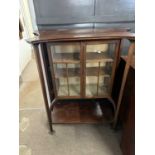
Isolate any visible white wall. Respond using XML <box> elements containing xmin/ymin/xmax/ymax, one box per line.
<box><xmin>19</xmin><ymin>0</ymin><xmax>35</xmax><ymax>76</ymax></box>
<box><xmin>19</xmin><ymin>38</ymin><xmax>32</xmax><ymax>76</ymax></box>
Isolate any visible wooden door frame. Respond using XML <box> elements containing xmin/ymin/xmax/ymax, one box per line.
<box><xmin>46</xmin><ymin>41</ymin><xmax>83</xmax><ymax>98</ymax></box>
<box><xmin>83</xmin><ymin>39</ymin><xmax>121</xmax><ymax>98</ymax></box>
<box><xmin>45</xmin><ymin>39</ymin><xmax>121</xmax><ymax>99</ymax></box>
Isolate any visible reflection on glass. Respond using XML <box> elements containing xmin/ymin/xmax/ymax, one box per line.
<box><xmin>85</xmin><ymin>43</ymin><xmax>115</xmax><ymax>96</ymax></box>
<box><xmin>51</xmin><ymin>44</ymin><xmax>80</xmax><ymax>63</ymax></box>
<box><xmin>50</xmin><ymin>44</ymin><xmax>81</xmax><ymax>96</ymax></box>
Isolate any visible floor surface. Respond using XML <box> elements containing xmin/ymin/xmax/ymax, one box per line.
<box><xmin>19</xmin><ymin>58</ymin><xmax>122</xmax><ymax>155</ymax></box>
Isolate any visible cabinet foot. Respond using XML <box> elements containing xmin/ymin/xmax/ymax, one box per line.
<box><xmin>49</xmin><ymin>129</ymin><xmax>55</xmax><ymax>135</ymax></box>
<box><xmin>49</xmin><ymin>123</ymin><xmax>55</xmax><ymax>134</ymax></box>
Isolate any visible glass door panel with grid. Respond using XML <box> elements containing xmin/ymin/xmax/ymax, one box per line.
<box><xmin>85</xmin><ymin>42</ymin><xmax>116</xmax><ymax>97</ymax></box>
<box><xmin>48</xmin><ymin>43</ymin><xmax>81</xmax><ymax>97</ymax></box>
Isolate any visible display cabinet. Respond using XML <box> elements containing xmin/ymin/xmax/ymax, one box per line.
<box><xmin>47</xmin><ymin>41</ymin><xmax>118</xmax><ymax>98</ymax></box>
<box><xmin>27</xmin><ymin>29</ymin><xmax>135</xmax><ymax>133</ymax></box>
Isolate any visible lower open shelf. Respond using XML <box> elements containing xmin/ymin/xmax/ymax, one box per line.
<box><xmin>52</xmin><ymin>99</ymin><xmax>114</xmax><ymax>124</ymax></box>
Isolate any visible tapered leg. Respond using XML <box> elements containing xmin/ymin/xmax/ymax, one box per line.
<box><xmin>48</xmin><ymin>99</ymin><xmax>58</xmax><ymax>133</ymax></box>
<box><xmin>33</xmin><ymin>44</ymin><xmax>55</xmax><ymax>133</ymax></box>
<box><xmin>47</xmin><ymin>110</ymin><xmax>55</xmax><ymax>134</ymax></box>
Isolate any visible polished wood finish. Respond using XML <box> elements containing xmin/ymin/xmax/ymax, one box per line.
<box><xmin>52</xmin><ymin>99</ymin><xmax>113</xmax><ymax>124</ymax></box>
<box><xmin>81</xmin><ymin>42</ymin><xmax>85</xmax><ymax>98</ymax></box>
<box><xmin>27</xmin><ymin>28</ymin><xmax>135</xmax><ymax>132</ymax></box>
<box><xmin>27</xmin><ymin>28</ymin><xmax>134</xmax><ymax>44</ymax></box>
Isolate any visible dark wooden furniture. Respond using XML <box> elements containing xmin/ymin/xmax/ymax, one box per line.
<box><xmin>27</xmin><ymin>29</ymin><xmax>135</xmax><ymax>133</ymax></box>
<box><xmin>113</xmin><ymin>42</ymin><xmax>135</xmax><ymax>127</ymax></box>
<box><xmin>120</xmin><ymin>60</ymin><xmax>135</xmax><ymax>155</ymax></box>
<box><xmin>112</xmin><ymin>44</ymin><xmax>135</xmax><ymax>155</ymax></box>
<box><xmin>113</xmin><ymin>56</ymin><xmax>135</xmax><ymax>155</ymax></box>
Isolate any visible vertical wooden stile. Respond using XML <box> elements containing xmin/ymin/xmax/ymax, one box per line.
<box><xmin>66</xmin><ymin>63</ymin><xmax>70</xmax><ymax>96</ymax></box>
<box><xmin>97</xmin><ymin>61</ymin><xmax>101</xmax><ymax>95</ymax></box>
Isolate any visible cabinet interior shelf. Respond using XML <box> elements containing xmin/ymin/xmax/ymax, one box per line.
<box><xmin>86</xmin><ymin>52</ymin><xmax>113</xmax><ymax>63</ymax></box>
<box><xmin>53</xmin><ymin>67</ymin><xmax>111</xmax><ymax>77</ymax></box>
<box><xmin>53</xmin><ymin>52</ymin><xmax>113</xmax><ymax>64</ymax></box>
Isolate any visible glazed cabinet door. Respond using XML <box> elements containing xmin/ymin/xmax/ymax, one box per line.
<box><xmin>84</xmin><ymin>41</ymin><xmax>119</xmax><ymax>97</ymax></box>
<box><xmin>47</xmin><ymin>42</ymin><xmax>81</xmax><ymax>98</ymax></box>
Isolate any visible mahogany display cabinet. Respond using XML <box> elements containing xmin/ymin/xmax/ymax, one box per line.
<box><xmin>27</xmin><ymin>29</ymin><xmax>135</xmax><ymax>133</ymax></box>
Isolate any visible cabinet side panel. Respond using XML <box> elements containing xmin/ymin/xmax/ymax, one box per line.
<box><xmin>32</xmin><ymin>44</ymin><xmax>51</xmax><ymax>122</ymax></box>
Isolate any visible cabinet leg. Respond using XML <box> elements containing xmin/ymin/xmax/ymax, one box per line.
<box><xmin>48</xmin><ymin>99</ymin><xmax>57</xmax><ymax>134</ymax></box>
<box><xmin>47</xmin><ymin>110</ymin><xmax>55</xmax><ymax>134</ymax></box>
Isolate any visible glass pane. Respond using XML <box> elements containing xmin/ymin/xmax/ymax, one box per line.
<box><xmin>85</xmin><ymin>43</ymin><xmax>116</xmax><ymax>96</ymax></box>
<box><xmin>68</xmin><ymin>63</ymin><xmax>80</xmax><ymax>96</ymax></box>
<box><xmin>51</xmin><ymin>44</ymin><xmax>80</xmax><ymax>63</ymax></box>
<box><xmin>50</xmin><ymin>44</ymin><xmax>81</xmax><ymax>97</ymax></box>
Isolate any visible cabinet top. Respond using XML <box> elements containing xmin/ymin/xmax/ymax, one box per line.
<box><xmin>27</xmin><ymin>28</ymin><xmax>135</xmax><ymax>44</ymax></box>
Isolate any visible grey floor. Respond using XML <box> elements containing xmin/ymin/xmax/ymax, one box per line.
<box><xmin>19</xmin><ymin>58</ymin><xmax>122</xmax><ymax>155</ymax></box>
